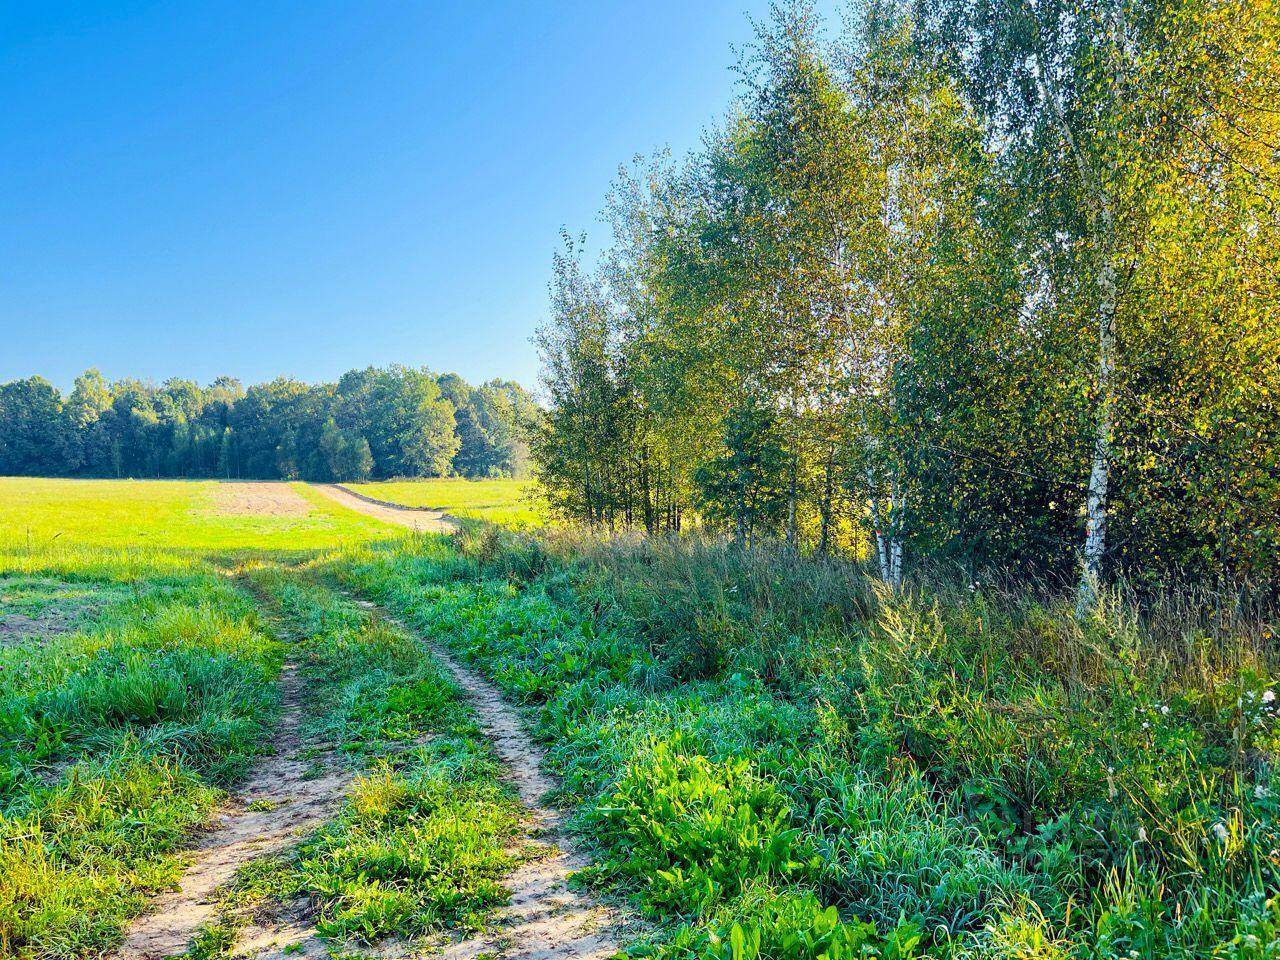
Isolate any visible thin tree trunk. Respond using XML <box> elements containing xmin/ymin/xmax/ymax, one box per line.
<box><xmin>786</xmin><ymin>451</ymin><xmax>798</xmax><ymax>550</ymax></box>
<box><xmin>582</xmin><ymin>430</ymin><xmax>596</xmax><ymax>527</ymax></box>
<box><xmin>641</xmin><ymin>449</ymin><xmax>655</xmax><ymax>534</ymax></box>
<box><xmin>735</xmin><ymin>454</ymin><xmax>748</xmax><ymax>547</ymax></box>
<box><xmin>1034</xmin><ymin>52</ymin><xmax>1119</xmax><ymax>617</ymax></box>
<box><xmin>867</xmin><ymin>466</ymin><xmax>891</xmax><ymax>582</ymax></box>
<box><xmin>888</xmin><ymin>478</ymin><xmax>904</xmax><ymax>587</ymax></box>
<box><xmin>1077</xmin><ymin>254</ymin><xmax>1117</xmax><ymax>616</ymax></box>
<box><xmin>818</xmin><ymin>445</ymin><xmax>835</xmax><ymax>555</ymax></box>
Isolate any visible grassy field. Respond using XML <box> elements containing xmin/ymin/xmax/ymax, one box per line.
<box><xmin>0</xmin><ymin>478</ymin><xmax>522</xmax><ymax>957</ymax></box>
<box><xmin>0</xmin><ymin>543</ymin><xmax>283</xmax><ymax>954</ymax></box>
<box><xmin>0</xmin><ymin>477</ymin><xmax>400</xmax><ymax>553</ymax></box>
<box><xmin>343</xmin><ymin>478</ymin><xmax>545</xmax><ymax>528</ymax></box>
<box><xmin>6</xmin><ymin>477</ymin><xmax>1279</xmax><ymax>959</ymax></box>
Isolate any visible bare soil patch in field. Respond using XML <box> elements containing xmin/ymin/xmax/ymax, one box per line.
<box><xmin>0</xmin><ymin>577</ymin><xmax>124</xmax><ymax>646</ymax></box>
<box><xmin>213</xmin><ymin>482</ymin><xmax>315</xmax><ymax>517</ymax></box>
<box><xmin>310</xmin><ymin>483</ymin><xmax>458</xmax><ymax>533</ymax></box>
<box><xmin>0</xmin><ymin>610</ymin><xmax>64</xmax><ymax>646</ymax></box>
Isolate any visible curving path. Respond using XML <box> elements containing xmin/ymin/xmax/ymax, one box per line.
<box><xmin>309</xmin><ymin>483</ymin><xmax>459</xmax><ymax>533</ymax></box>
<box><xmin>353</xmin><ymin>597</ymin><xmax>627</xmax><ymax>960</ymax></box>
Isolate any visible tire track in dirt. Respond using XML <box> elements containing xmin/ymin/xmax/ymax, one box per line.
<box><xmin>114</xmin><ymin>660</ymin><xmax>352</xmax><ymax>960</ymax></box>
<box><xmin>352</xmin><ymin>596</ymin><xmax>628</xmax><ymax>960</ymax></box>
<box><xmin>309</xmin><ymin>483</ymin><xmax>459</xmax><ymax>533</ymax></box>
<box><xmin>115</xmin><ymin>565</ymin><xmax>625</xmax><ymax>959</ymax></box>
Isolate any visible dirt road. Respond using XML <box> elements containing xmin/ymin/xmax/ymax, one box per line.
<box><xmin>115</xmin><ymin>662</ymin><xmax>352</xmax><ymax>960</ymax></box>
<box><xmin>355</xmin><ymin>598</ymin><xmax>626</xmax><ymax>960</ymax></box>
<box><xmin>310</xmin><ymin>483</ymin><xmax>459</xmax><ymax>533</ymax></box>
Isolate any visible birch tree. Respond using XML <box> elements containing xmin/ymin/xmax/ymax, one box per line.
<box><xmin>913</xmin><ymin>0</ymin><xmax>1149</xmax><ymax>611</ymax></box>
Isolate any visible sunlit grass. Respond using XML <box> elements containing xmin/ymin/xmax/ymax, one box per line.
<box><xmin>329</xmin><ymin>527</ymin><xmax>1280</xmax><ymax>960</ymax></box>
<box><xmin>0</xmin><ymin>480</ymin><xmax>516</xmax><ymax>957</ymax></box>
<box><xmin>0</xmin><ymin>542</ymin><xmax>283</xmax><ymax>956</ymax></box>
<box><xmin>0</xmin><ymin>477</ymin><xmax>401</xmax><ymax>553</ymax></box>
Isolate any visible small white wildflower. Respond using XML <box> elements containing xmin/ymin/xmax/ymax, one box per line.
<box><xmin>1160</xmin><ymin>705</ymin><xmax>1170</xmax><ymax>715</ymax></box>
<box><xmin>1137</xmin><ymin>827</ymin><xmax>1148</xmax><ymax>842</ymax></box>
<box><xmin>1265</xmin><ymin>690</ymin><xmax>1276</xmax><ymax>705</ymax></box>
<box><xmin>1213</xmin><ymin>822</ymin><xmax>1229</xmax><ymax>841</ymax></box>
<box><xmin>1142</xmin><ymin>721</ymin><xmax>1151</xmax><ymax>730</ymax></box>
<box><xmin>1107</xmin><ymin>765</ymin><xmax>1115</xmax><ymax>775</ymax></box>
<box><xmin>1256</xmin><ymin>784</ymin><xmax>1269</xmax><ymax>800</ymax></box>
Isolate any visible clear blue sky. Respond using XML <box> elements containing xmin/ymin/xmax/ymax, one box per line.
<box><xmin>0</xmin><ymin>1</ymin><xmax>836</xmax><ymax>393</ymax></box>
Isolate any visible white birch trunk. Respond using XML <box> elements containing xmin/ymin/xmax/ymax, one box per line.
<box><xmin>786</xmin><ymin>455</ymin><xmax>798</xmax><ymax>550</ymax></box>
<box><xmin>1035</xmin><ymin>54</ymin><xmax>1119</xmax><ymax>616</ymax></box>
<box><xmin>888</xmin><ymin>478</ymin><xmax>904</xmax><ymax>587</ymax></box>
<box><xmin>1077</xmin><ymin>253</ymin><xmax>1117</xmax><ymax>616</ymax></box>
<box><xmin>867</xmin><ymin>471</ymin><xmax>892</xmax><ymax>583</ymax></box>
<box><xmin>868</xmin><ymin>467</ymin><xmax>905</xmax><ymax>586</ymax></box>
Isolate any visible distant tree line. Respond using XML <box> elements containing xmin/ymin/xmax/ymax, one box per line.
<box><xmin>533</xmin><ymin>0</ymin><xmax>1280</xmax><ymax>602</ymax></box>
<box><xmin>0</xmin><ymin>366</ymin><xmax>538</xmax><ymax>482</ymax></box>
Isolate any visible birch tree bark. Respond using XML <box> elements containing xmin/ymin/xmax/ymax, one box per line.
<box><xmin>1033</xmin><ymin>46</ymin><xmax>1119</xmax><ymax>616</ymax></box>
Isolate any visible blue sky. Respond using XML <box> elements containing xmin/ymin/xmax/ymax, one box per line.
<box><xmin>0</xmin><ymin>1</ymin><xmax>837</xmax><ymax>392</ymax></box>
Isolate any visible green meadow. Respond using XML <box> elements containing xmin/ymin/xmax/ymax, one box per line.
<box><xmin>0</xmin><ymin>479</ymin><xmax>519</xmax><ymax>957</ymax></box>
<box><xmin>3</xmin><ymin>477</ymin><xmax>1280</xmax><ymax>959</ymax></box>
<box><xmin>0</xmin><ymin>478</ymin><xmax>400</xmax><ymax>553</ymax></box>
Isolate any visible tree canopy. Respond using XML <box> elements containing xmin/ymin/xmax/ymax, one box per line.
<box><xmin>532</xmin><ymin>0</ymin><xmax>1280</xmax><ymax>598</ymax></box>
<box><xmin>0</xmin><ymin>366</ymin><xmax>538</xmax><ymax>482</ymax></box>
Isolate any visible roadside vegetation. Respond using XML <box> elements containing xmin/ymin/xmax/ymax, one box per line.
<box><xmin>0</xmin><ymin>544</ymin><xmax>281</xmax><ymax>956</ymax></box>
<box><xmin>333</xmin><ymin>526</ymin><xmax>1280</xmax><ymax>959</ymax></box>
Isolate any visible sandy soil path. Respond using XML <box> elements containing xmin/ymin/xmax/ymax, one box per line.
<box><xmin>114</xmin><ymin>577</ymin><xmax>622</xmax><ymax>959</ymax></box>
<box><xmin>354</xmin><ymin>598</ymin><xmax>626</xmax><ymax>960</ymax></box>
<box><xmin>114</xmin><ymin>662</ymin><xmax>351</xmax><ymax>960</ymax></box>
<box><xmin>310</xmin><ymin>483</ymin><xmax>459</xmax><ymax>533</ymax></box>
